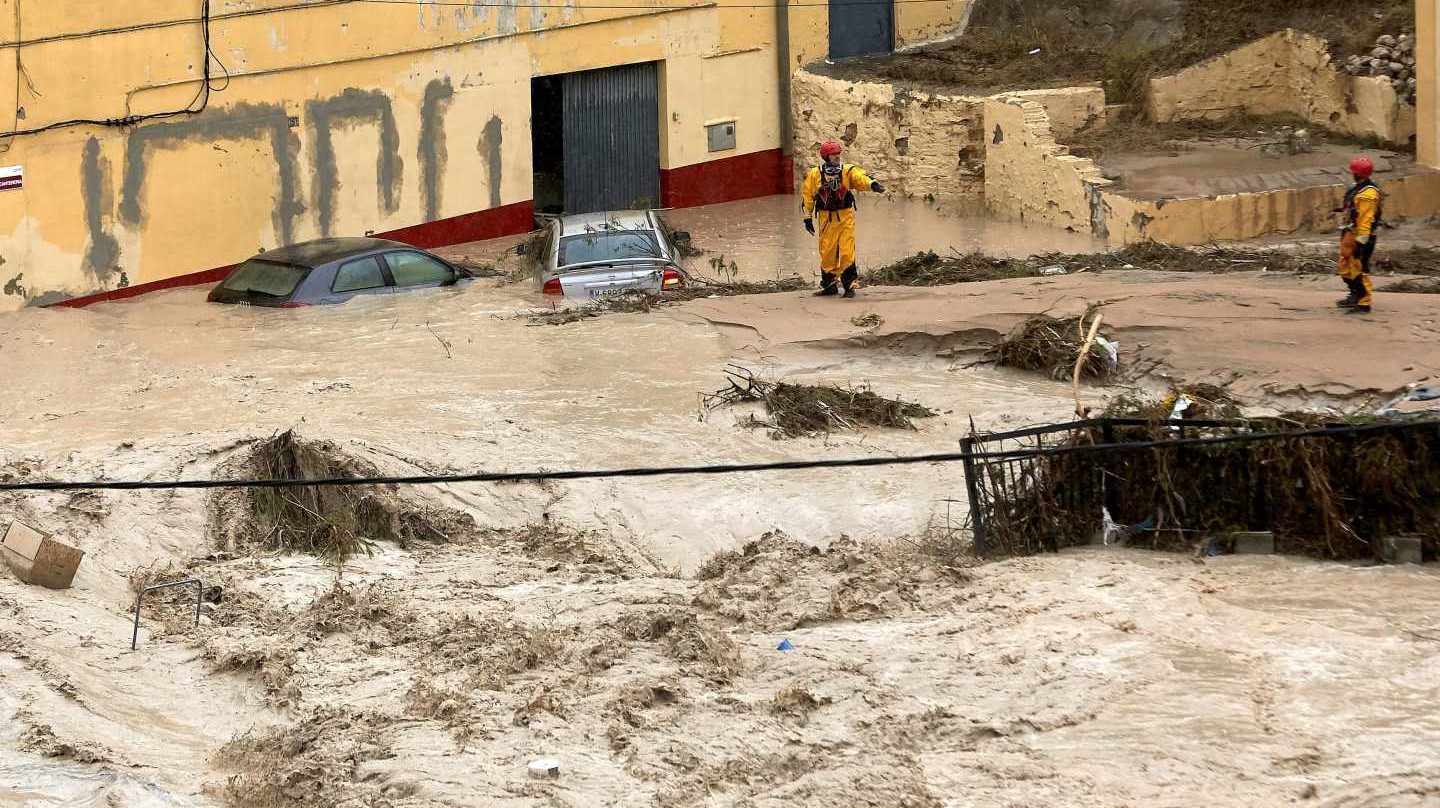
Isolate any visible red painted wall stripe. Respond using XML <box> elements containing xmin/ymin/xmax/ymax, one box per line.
<box><xmin>48</xmin><ymin>148</ymin><xmax>794</xmax><ymax>309</ymax></box>
<box><xmin>660</xmin><ymin>148</ymin><xmax>793</xmax><ymax>208</ymax></box>
<box><xmin>47</xmin><ymin>201</ymin><xmax>537</xmax><ymax>309</ymax></box>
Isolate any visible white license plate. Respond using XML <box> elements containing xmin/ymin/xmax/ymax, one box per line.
<box><xmin>589</xmin><ymin>287</ymin><xmax>632</xmax><ymax>298</ymax></box>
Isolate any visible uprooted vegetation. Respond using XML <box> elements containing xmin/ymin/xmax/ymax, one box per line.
<box><xmin>1104</xmin><ymin>385</ymin><xmax>1244</xmax><ymax>420</ymax></box>
<box><xmin>974</xmin><ymin>415</ymin><xmax>1440</xmax><ymax>560</ymax></box>
<box><xmin>702</xmin><ymin>365</ymin><xmax>935</xmax><ymax>439</ymax></box>
<box><xmin>693</xmin><ymin>531</ymin><xmax>972</xmax><ymax>632</ymax></box>
<box><xmin>824</xmin><ymin>0</ymin><xmax>1414</xmax><ymax>102</ymax></box>
<box><xmin>526</xmin><ymin>276</ymin><xmax>808</xmax><ymax>326</ymax></box>
<box><xmin>989</xmin><ymin>310</ymin><xmax>1117</xmax><ymax>382</ymax></box>
<box><xmin>217</xmin><ymin>707</ymin><xmax>398</xmax><ymax>808</ymax></box>
<box><xmin>208</xmin><ymin>430</ymin><xmax>476</xmax><ymax>562</ymax></box>
<box><xmin>868</xmin><ymin>243</ymin><xmax>1440</xmax><ymax>288</ymax></box>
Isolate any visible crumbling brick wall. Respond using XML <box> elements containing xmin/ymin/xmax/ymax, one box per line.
<box><xmin>791</xmin><ymin>70</ymin><xmax>987</xmax><ymax>210</ymax></box>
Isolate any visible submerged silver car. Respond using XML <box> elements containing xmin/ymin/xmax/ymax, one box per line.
<box><xmin>527</xmin><ymin>210</ymin><xmax>690</xmax><ymax>298</ymax></box>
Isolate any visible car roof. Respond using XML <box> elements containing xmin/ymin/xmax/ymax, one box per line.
<box><xmin>253</xmin><ymin>237</ymin><xmax>414</xmax><ymax>268</ymax></box>
<box><xmin>557</xmin><ymin>211</ymin><xmax>655</xmax><ymax>237</ymax></box>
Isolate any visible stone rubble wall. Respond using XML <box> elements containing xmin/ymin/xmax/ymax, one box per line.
<box><xmin>982</xmin><ymin>96</ymin><xmax>1112</xmax><ymax>234</ymax></box>
<box><xmin>791</xmin><ymin>70</ymin><xmax>1106</xmax><ymax>213</ymax></box>
<box><xmin>1148</xmin><ymin>29</ymin><xmax>1416</xmax><ymax>145</ymax></box>
<box><xmin>791</xmin><ymin>70</ymin><xmax>987</xmax><ymax>211</ymax></box>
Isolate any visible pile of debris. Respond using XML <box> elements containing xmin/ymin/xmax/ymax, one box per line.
<box><xmin>527</xmin><ymin>277</ymin><xmax>807</xmax><ymax>326</ymax></box>
<box><xmin>1341</xmin><ymin>32</ymin><xmax>1418</xmax><ymax>104</ymax></box>
<box><xmin>702</xmin><ymin>365</ymin><xmax>935</xmax><ymax>439</ymax></box>
<box><xmin>971</xmin><ymin>415</ymin><xmax>1440</xmax><ymax>560</ymax></box>
<box><xmin>208</xmin><ymin>430</ymin><xmax>475</xmax><ymax>563</ymax></box>
<box><xmin>989</xmin><ymin>311</ymin><xmax>1119</xmax><ymax>382</ymax></box>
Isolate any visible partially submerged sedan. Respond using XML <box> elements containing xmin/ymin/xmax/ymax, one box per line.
<box><xmin>527</xmin><ymin>211</ymin><xmax>690</xmax><ymax>298</ymax></box>
<box><xmin>207</xmin><ymin>237</ymin><xmax>470</xmax><ymax>307</ymax></box>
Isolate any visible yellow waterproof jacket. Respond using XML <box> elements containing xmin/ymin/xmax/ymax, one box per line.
<box><xmin>801</xmin><ymin>164</ymin><xmax>877</xmax><ymax>216</ymax></box>
<box><xmin>1349</xmin><ymin>184</ymin><xmax>1381</xmax><ymax>239</ymax></box>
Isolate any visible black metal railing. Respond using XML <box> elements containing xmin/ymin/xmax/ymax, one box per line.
<box><xmin>964</xmin><ymin>417</ymin><xmax>1440</xmax><ymax>560</ymax></box>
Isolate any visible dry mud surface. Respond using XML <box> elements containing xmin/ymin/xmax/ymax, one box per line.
<box><xmin>3</xmin><ymin>206</ymin><xmax>1439</xmax><ymax>805</ymax></box>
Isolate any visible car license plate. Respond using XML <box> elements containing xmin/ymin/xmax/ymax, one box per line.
<box><xmin>590</xmin><ymin>287</ymin><xmax>630</xmax><ymax>298</ymax></box>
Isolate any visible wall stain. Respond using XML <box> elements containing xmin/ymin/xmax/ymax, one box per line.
<box><xmin>419</xmin><ymin>78</ymin><xmax>456</xmax><ymax>223</ymax></box>
<box><xmin>307</xmin><ymin>89</ymin><xmax>404</xmax><ymax>237</ymax></box>
<box><xmin>26</xmin><ymin>290</ymin><xmax>69</xmax><ymax>307</ymax></box>
<box><xmin>497</xmin><ymin>0</ymin><xmax>518</xmax><ymax>35</ymax></box>
<box><xmin>120</xmin><ymin>103</ymin><xmax>303</xmax><ymax>245</ymax></box>
<box><xmin>82</xmin><ymin>137</ymin><xmax>122</xmax><ymax>281</ymax></box>
<box><xmin>480</xmin><ymin>115</ymin><xmax>503</xmax><ymax>209</ymax></box>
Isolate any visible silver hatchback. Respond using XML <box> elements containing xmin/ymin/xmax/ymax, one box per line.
<box><xmin>528</xmin><ymin>210</ymin><xmax>690</xmax><ymax>299</ymax></box>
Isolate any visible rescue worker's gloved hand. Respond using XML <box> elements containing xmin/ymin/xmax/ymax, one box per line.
<box><xmin>1357</xmin><ymin>234</ymin><xmax>1371</xmax><ymax>245</ymax></box>
<box><xmin>804</xmin><ymin>218</ymin><xmax>815</xmax><ymax>236</ymax></box>
<box><xmin>870</xmin><ymin>181</ymin><xmax>885</xmax><ymax>193</ymax></box>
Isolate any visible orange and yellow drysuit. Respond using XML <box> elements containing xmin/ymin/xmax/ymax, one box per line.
<box><xmin>1338</xmin><ymin>179</ymin><xmax>1382</xmax><ymax>309</ymax></box>
<box><xmin>801</xmin><ymin>163</ymin><xmax>880</xmax><ymax>294</ymax></box>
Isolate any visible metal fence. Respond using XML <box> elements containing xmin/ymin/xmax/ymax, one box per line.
<box><xmin>963</xmin><ymin>417</ymin><xmax>1440</xmax><ymax>560</ymax></box>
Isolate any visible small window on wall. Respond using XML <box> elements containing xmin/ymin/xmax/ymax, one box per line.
<box><xmin>333</xmin><ymin>256</ymin><xmax>387</xmax><ymax>292</ymax></box>
<box><xmin>387</xmin><ymin>251</ymin><xmax>455</xmax><ymax>287</ymax></box>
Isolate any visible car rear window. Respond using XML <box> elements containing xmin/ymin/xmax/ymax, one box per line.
<box><xmin>221</xmin><ymin>259</ymin><xmax>308</xmax><ymax>298</ymax></box>
<box><xmin>558</xmin><ymin>231</ymin><xmax>661</xmax><ymax>266</ymax></box>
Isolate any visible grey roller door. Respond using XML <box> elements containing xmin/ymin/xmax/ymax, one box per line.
<box><xmin>562</xmin><ymin>62</ymin><xmax>661</xmax><ymax>213</ymax></box>
<box><xmin>829</xmin><ymin>0</ymin><xmax>893</xmax><ymax>60</ymax></box>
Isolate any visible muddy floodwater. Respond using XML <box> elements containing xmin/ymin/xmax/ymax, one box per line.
<box><xmin>2</xmin><ymin>199</ymin><xmax>1438</xmax><ymax>806</ymax></box>
<box><xmin>442</xmin><ymin>194</ymin><xmax>1105</xmax><ymax>280</ymax></box>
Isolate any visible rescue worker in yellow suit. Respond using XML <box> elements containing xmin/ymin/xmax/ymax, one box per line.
<box><xmin>1337</xmin><ymin>156</ymin><xmax>1382</xmax><ymax>315</ymax></box>
<box><xmin>802</xmin><ymin>140</ymin><xmax>885</xmax><ymax>298</ymax></box>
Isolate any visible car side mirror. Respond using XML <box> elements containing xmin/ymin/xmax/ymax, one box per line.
<box><xmin>671</xmin><ymin>230</ymin><xmax>692</xmax><ymax>245</ymax></box>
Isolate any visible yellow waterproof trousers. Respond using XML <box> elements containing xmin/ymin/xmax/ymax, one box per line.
<box><xmin>817</xmin><ymin>208</ymin><xmax>857</xmax><ymax>290</ymax></box>
<box><xmin>1338</xmin><ymin>231</ymin><xmax>1374</xmax><ymax>307</ymax></box>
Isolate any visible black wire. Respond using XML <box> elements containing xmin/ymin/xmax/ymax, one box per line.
<box><xmin>0</xmin><ymin>420</ymin><xmax>1429</xmax><ymax>493</ymax></box>
<box><xmin>0</xmin><ymin>0</ymin><xmax>229</xmax><ymax>140</ymax></box>
<box><xmin>0</xmin><ymin>0</ymin><xmax>946</xmax><ymax>48</ymax></box>
<box><xmin>0</xmin><ymin>0</ymin><xmax>354</xmax><ymax>49</ymax></box>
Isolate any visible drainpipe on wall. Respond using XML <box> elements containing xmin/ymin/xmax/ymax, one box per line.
<box><xmin>776</xmin><ymin>0</ymin><xmax>795</xmax><ymax>192</ymax></box>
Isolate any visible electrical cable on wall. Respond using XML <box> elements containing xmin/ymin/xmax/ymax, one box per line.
<box><xmin>0</xmin><ymin>0</ymin><xmax>230</xmax><ymax>141</ymax></box>
<box><xmin>0</xmin><ymin>0</ymin><xmax>952</xmax><ymax>49</ymax></box>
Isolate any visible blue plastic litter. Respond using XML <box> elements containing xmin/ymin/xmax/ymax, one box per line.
<box><xmin>777</xmin><ymin>638</ymin><xmax>794</xmax><ymax>651</ymax></box>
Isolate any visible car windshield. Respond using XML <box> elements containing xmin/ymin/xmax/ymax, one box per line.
<box><xmin>557</xmin><ymin>230</ymin><xmax>661</xmax><ymax>266</ymax></box>
<box><xmin>220</xmin><ymin>259</ymin><xmax>307</xmax><ymax>297</ymax></box>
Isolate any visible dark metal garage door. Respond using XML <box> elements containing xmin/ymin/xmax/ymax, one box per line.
<box><xmin>828</xmin><ymin>0</ymin><xmax>893</xmax><ymax>60</ymax></box>
<box><xmin>562</xmin><ymin>62</ymin><xmax>661</xmax><ymax>213</ymax></box>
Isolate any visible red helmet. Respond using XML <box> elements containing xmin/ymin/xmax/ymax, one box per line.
<box><xmin>1349</xmin><ymin>156</ymin><xmax>1373</xmax><ymax>178</ymax></box>
<box><xmin>819</xmin><ymin>140</ymin><xmax>843</xmax><ymax>158</ymax></box>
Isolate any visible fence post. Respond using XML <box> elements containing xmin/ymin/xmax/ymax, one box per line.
<box><xmin>1100</xmin><ymin>420</ymin><xmax>1120</xmax><ymax>525</ymax></box>
<box><xmin>960</xmin><ymin>437</ymin><xmax>987</xmax><ymax>557</ymax></box>
<box><xmin>131</xmin><ymin>579</ymin><xmax>203</xmax><ymax>651</ymax></box>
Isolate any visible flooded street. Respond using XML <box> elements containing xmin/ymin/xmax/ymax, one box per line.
<box><xmin>2</xmin><ymin>198</ymin><xmax>1438</xmax><ymax>806</ymax></box>
<box><xmin>439</xmin><ymin>195</ymin><xmax>1104</xmax><ymax>282</ymax></box>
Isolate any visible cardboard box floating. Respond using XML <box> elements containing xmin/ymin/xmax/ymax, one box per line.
<box><xmin>2</xmin><ymin>520</ymin><xmax>84</xmax><ymax>589</ymax></box>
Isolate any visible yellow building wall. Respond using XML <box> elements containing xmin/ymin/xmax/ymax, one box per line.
<box><xmin>787</xmin><ymin>0</ymin><xmax>972</xmax><ymax>68</ymax></box>
<box><xmin>0</xmin><ymin>0</ymin><xmax>795</xmax><ymax>309</ymax></box>
<box><xmin>1420</xmin><ymin>0</ymin><xmax>1439</xmax><ymax>167</ymax></box>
